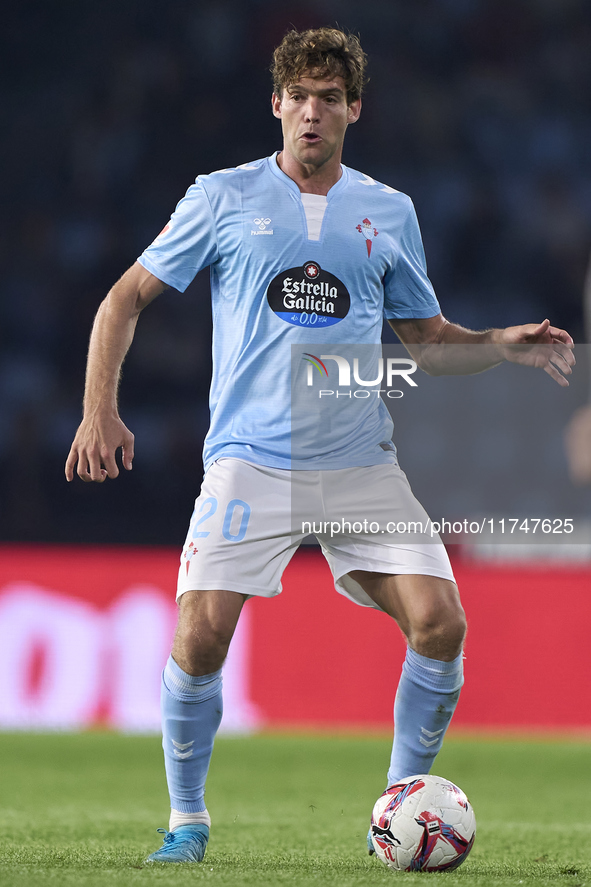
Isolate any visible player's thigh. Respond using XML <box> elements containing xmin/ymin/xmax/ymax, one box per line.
<box><xmin>350</xmin><ymin>570</ymin><xmax>466</xmax><ymax>655</ymax></box>
<box><xmin>317</xmin><ymin>463</ymin><xmax>457</xmax><ymax>607</ymax></box>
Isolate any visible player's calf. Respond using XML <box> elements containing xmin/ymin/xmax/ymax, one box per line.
<box><xmin>388</xmin><ymin>647</ymin><xmax>464</xmax><ymax>786</ymax></box>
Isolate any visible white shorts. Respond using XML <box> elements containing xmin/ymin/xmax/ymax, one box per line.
<box><xmin>177</xmin><ymin>458</ymin><xmax>455</xmax><ymax>609</ymax></box>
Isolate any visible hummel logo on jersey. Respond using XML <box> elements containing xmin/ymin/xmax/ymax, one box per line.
<box><xmin>356</xmin><ymin>217</ymin><xmax>378</xmax><ymax>257</ymax></box>
<box><xmin>252</xmin><ymin>217</ymin><xmax>273</xmax><ymax>235</ymax></box>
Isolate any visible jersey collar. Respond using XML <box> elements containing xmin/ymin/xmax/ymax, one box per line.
<box><xmin>268</xmin><ymin>152</ymin><xmax>348</xmax><ymax>199</ymax></box>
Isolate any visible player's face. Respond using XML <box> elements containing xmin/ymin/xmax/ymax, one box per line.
<box><xmin>272</xmin><ymin>74</ymin><xmax>361</xmax><ymax>174</ymax></box>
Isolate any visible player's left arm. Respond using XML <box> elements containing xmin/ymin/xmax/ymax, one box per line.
<box><xmin>389</xmin><ymin>313</ymin><xmax>575</xmax><ymax>387</ymax></box>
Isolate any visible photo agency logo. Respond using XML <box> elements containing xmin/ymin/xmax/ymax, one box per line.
<box><xmin>302</xmin><ymin>353</ymin><xmax>418</xmax><ymax>399</ymax></box>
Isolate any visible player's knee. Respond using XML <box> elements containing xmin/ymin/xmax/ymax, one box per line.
<box><xmin>172</xmin><ymin>589</ymin><xmax>244</xmax><ymax>674</ymax></box>
<box><xmin>408</xmin><ymin>598</ymin><xmax>466</xmax><ymax>660</ymax></box>
<box><xmin>173</xmin><ymin>616</ymin><xmax>234</xmax><ymax>675</ymax></box>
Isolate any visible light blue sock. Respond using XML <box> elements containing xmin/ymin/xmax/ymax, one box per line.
<box><xmin>161</xmin><ymin>655</ymin><xmax>223</xmax><ymax>813</ymax></box>
<box><xmin>387</xmin><ymin>647</ymin><xmax>463</xmax><ymax>785</ymax></box>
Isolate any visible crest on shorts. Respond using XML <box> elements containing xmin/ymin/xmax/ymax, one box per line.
<box><xmin>356</xmin><ymin>217</ymin><xmax>378</xmax><ymax>257</ymax></box>
<box><xmin>184</xmin><ymin>541</ymin><xmax>198</xmax><ymax>575</ymax></box>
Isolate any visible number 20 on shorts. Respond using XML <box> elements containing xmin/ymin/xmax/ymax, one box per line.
<box><xmin>190</xmin><ymin>497</ymin><xmax>252</xmax><ymax>542</ymax></box>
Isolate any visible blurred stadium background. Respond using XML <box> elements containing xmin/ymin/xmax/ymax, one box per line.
<box><xmin>1</xmin><ymin>0</ymin><xmax>590</xmax><ymax>735</ymax></box>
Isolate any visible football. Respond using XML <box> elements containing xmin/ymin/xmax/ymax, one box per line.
<box><xmin>369</xmin><ymin>774</ymin><xmax>476</xmax><ymax>872</ymax></box>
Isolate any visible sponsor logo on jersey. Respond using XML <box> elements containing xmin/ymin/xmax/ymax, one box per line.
<box><xmin>356</xmin><ymin>217</ymin><xmax>378</xmax><ymax>257</ymax></box>
<box><xmin>266</xmin><ymin>261</ymin><xmax>351</xmax><ymax>327</ymax></box>
<box><xmin>252</xmin><ymin>216</ymin><xmax>273</xmax><ymax>235</ymax></box>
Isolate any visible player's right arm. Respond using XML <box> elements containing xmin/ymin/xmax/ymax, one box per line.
<box><xmin>65</xmin><ymin>262</ymin><xmax>168</xmax><ymax>483</ymax></box>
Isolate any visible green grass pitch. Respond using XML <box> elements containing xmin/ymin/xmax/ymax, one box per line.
<box><xmin>1</xmin><ymin>731</ymin><xmax>590</xmax><ymax>886</ymax></box>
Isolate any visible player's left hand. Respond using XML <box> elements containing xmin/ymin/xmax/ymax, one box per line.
<box><xmin>496</xmin><ymin>319</ymin><xmax>575</xmax><ymax>387</ymax></box>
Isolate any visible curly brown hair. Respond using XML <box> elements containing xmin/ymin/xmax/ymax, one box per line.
<box><xmin>271</xmin><ymin>28</ymin><xmax>368</xmax><ymax>105</ymax></box>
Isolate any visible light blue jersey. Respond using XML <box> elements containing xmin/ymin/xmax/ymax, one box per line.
<box><xmin>138</xmin><ymin>154</ymin><xmax>440</xmax><ymax>471</ymax></box>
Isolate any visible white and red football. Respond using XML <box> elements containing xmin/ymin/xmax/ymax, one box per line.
<box><xmin>370</xmin><ymin>774</ymin><xmax>476</xmax><ymax>871</ymax></box>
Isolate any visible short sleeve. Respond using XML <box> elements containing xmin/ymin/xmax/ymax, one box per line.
<box><xmin>383</xmin><ymin>201</ymin><xmax>440</xmax><ymax>320</ymax></box>
<box><xmin>138</xmin><ymin>180</ymin><xmax>219</xmax><ymax>292</ymax></box>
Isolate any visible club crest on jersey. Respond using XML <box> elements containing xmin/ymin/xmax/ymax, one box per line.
<box><xmin>266</xmin><ymin>261</ymin><xmax>351</xmax><ymax>328</ymax></box>
<box><xmin>356</xmin><ymin>217</ymin><xmax>378</xmax><ymax>257</ymax></box>
<box><xmin>252</xmin><ymin>216</ymin><xmax>273</xmax><ymax>235</ymax></box>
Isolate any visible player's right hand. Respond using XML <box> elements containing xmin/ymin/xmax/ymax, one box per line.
<box><xmin>65</xmin><ymin>415</ymin><xmax>135</xmax><ymax>483</ymax></box>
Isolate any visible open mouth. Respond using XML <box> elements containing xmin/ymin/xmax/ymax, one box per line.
<box><xmin>301</xmin><ymin>131</ymin><xmax>322</xmax><ymax>143</ymax></box>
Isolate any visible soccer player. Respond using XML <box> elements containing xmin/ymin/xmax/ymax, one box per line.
<box><xmin>65</xmin><ymin>28</ymin><xmax>575</xmax><ymax>863</ymax></box>
<box><xmin>565</xmin><ymin>250</ymin><xmax>591</xmax><ymax>483</ymax></box>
